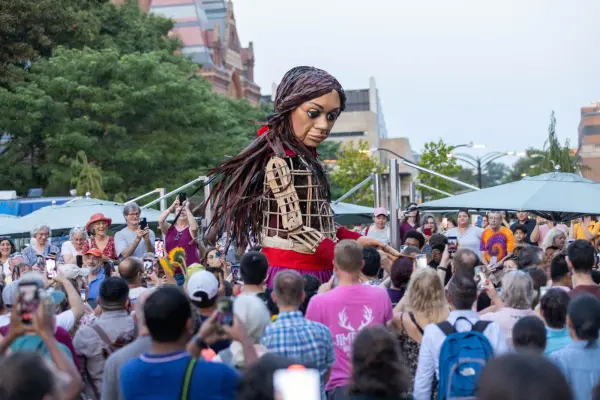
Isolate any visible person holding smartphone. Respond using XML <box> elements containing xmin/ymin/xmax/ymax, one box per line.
<box><xmin>114</xmin><ymin>202</ymin><xmax>155</xmax><ymax>260</ymax></box>
<box><xmin>417</xmin><ymin>214</ymin><xmax>438</xmax><ymax>244</ymax></box>
<box><xmin>157</xmin><ymin>195</ymin><xmax>201</xmax><ymax>265</ymax></box>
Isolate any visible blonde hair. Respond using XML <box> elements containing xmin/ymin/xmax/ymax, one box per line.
<box><xmin>406</xmin><ymin>268</ymin><xmax>448</xmax><ymax>323</ymax></box>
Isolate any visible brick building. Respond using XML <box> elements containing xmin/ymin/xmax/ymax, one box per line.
<box><xmin>577</xmin><ymin>102</ymin><xmax>600</xmax><ymax>182</ymax></box>
<box><xmin>119</xmin><ymin>0</ymin><xmax>261</xmax><ymax>104</ymax></box>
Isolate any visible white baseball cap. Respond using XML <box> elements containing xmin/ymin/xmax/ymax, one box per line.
<box><xmin>186</xmin><ymin>271</ymin><xmax>218</xmax><ymax>302</ymax></box>
<box><xmin>58</xmin><ymin>264</ymin><xmax>91</xmax><ymax>280</ymax></box>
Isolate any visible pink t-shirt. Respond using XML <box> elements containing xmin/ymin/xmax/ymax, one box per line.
<box><xmin>305</xmin><ymin>284</ymin><xmax>393</xmax><ymax>391</ymax></box>
<box><xmin>480</xmin><ymin>307</ymin><xmax>539</xmax><ymax>347</ymax></box>
<box><xmin>537</xmin><ymin>223</ymin><xmax>568</xmax><ymax>246</ymax></box>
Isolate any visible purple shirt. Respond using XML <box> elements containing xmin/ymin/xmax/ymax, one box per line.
<box><xmin>165</xmin><ymin>225</ymin><xmax>200</xmax><ymax>265</ymax></box>
<box><xmin>399</xmin><ymin>221</ymin><xmax>417</xmax><ymax>244</ymax></box>
<box><xmin>305</xmin><ymin>284</ymin><xmax>393</xmax><ymax>391</ymax></box>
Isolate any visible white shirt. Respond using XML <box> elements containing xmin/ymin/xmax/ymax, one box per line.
<box><xmin>446</xmin><ymin>226</ymin><xmax>483</xmax><ymax>255</ymax></box>
<box><xmin>129</xmin><ymin>286</ymin><xmax>153</xmax><ymax>302</ymax></box>
<box><xmin>413</xmin><ymin>309</ymin><xmax>508</xmax><ymax>400</ymax></box>
<box><xmin>61</xmin><ymin>241</ymin><xmax>81</xmax><ymax>259</ymax></box>
<box><xmin>2</xmin><ymin>260</ymin><xmax>9</xmax><ymax>279</ymax></box>
<box><xmin>55</xmin><ymin>310</ymin><xmax>76</xmax><ymax>331</ymax></box>
<box><xmin>364</xmin><ymin>224</ymin><xmax>391</xmax><ymax>245</ymax></box>
<box><xmin>0</xmin><ymin>314</ymin><xmax>10</xmax><ymax>328</ymax></box>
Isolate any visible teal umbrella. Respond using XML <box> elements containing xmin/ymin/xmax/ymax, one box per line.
<box><xmin>332</xmin><ymin>202</ymin><xmax>375</xmax><ymax>226</ymax></box>
<box><xmin>418</xmin><ymin>172</ymin><xmax>600</xmax><ymax>222</ymax></box>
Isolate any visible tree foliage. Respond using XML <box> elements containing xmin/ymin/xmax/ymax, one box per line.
<box><xmin>0</xmin><ymin>0</ymin><xmax>177</xmax><ymax>88</ymax></box>
<box><xmin>418</xmin><ymin>139</ymin><xmax>461</xmax><ymax>199</ymax></box>
<box><xmin>453</xmin><ymin>162</ymin><xmax>509</xmax><ymax>189</ymax></box>
<box><xmin>329</xmin><ymin>140</ymin><xmax>384</xmax><ymax>206</ymax></box>
<box><xmin>0</xmin><ymin>0</ymin><xmax>267</xmax><ymax>200</ymax></box>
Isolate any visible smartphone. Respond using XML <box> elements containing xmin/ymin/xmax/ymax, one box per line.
<box><xmin>80</xmin><ymin>289</ymin><xmax>87</xmax><ymax>301</ymax></box>
<box><xmin>154</xmin><ymin>239</ymin><xmax>164</xmax><ymax>258</ymax></box>
<box><xmin>36</xmin><ymin>255</ymin><xmax>45</xmax><ymax>268</ymax></box>
<box><xmin>447</xmin><ymin>236</ymin><xmax>458</xmax><ymax>253</ymax></box>
<box><xmin>399</xmin><ymin>245</ymin><xmax>407</xmax><ymax>254</ymax></box>
<box><xmin>215</xmin><ymin>297</ymin><xmax>234</xmax><ymax>326</ymax></box>
<box><xmin>416</xmin><ymin>254</ymin><xmax>428</xmax><ymax>269</ymax></box>
<box><xmin>179</xmin><ymin>192</ymin><xmax>187</xmax><ymax>204</ymax></box>
<box><xmin>424</xmin><ymin>228</ymin><xmax>432</xmax><ymax>236</ymax></box>
<box><xmin>230</xmin><ymin>264</ymin><xmax>241</xmax><ymax>282</ymax></box>
<box><xmin>540</xmin><ymin>286</ymin><xmax>548</xmax><ymax>298</ymax></box>
<box><xmin>489</xmin><ymin>256</ymin><xmax>498</xmax><ymax>268</ymax></box>
<box><xmin>274</xmin><ymin>367</ymin><xmax>320</xmax><ymax>400</ymax></box>
<box><xmin>46</xmin><ymin>257</ymin><xmax>56</xmax><ymax>279</ymax></box>
<box><xmin>76</xmin><ymin>255</ymin><xmax>83</xmax><ymax>268</ymax></box>
<box><xmin>18</xmin><ymin>282</ymin><xmax>40</xmax><ymax>325</ymax></box>
<box><xmin>140</xmin><ymin>217</ymin><xmax>148</xmax><ymax>230</ymax></box>
<box><xmin>143</xmin><ymin>258</ymin><xmax>154</xmax><ymax>274</ymax></box>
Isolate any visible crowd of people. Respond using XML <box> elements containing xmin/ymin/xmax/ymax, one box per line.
<box><xmin>0</xmin><ymin>200</ymin><xmax>599</xmax><ymax>400</ymax></box>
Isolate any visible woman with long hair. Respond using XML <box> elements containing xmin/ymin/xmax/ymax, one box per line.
<box><xmin>445</xmin><ymin>210</ymin><xmax>483</xmax><ymax>255</ymax></box>
<box><xmin>388</xmin><ymin>268</ymin><xmax>448</xmax><ymax>398</ymax></box>
<box><xmin>417</xmin><ymin>214</ymin><xmax>438</xmax><ymax>244</ymax></box>
<box><xmin>541</xmin><ymin>227</ymin><xmax>568</xmax><ymax>251</ymax></box>
<box><xmin>203</xmin><ymin>66</ymin><xmax>394</xmax><ymax>286</ymax></box>
<box><xmin>347</xmin><ymin>326</ymin><xmax>412</xmax><ymax>400</ymax></box>
<box><xmin>399</xmin><ymin>204</ymin><xmax>420</xmax><ymax>245</ymax></box>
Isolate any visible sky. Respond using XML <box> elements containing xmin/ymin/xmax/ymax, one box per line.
<box><xmin>233</xmin><ymin>0</ymin><xmax>600</xmax><ymax>164</ymax></box>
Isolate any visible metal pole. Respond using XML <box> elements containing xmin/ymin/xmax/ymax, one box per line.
<box><xmin>397</xmin><ymin>158</ymin><xmax>480</xmax><ymax>191</ymax></box>
<box><xmin>203</xmin><ymin>179</ymin><xmax>213</xmax><ymax>228</ymax></box>
<box><xmin>390</xmin><ymin>159</ymin><xmax>400</xmax><ymax>249</ymax></box>
<box><xmin>416</xmin><ymin>183</ymin><xmax>453</xmax><ymax>197</ymax></box>
<box><xmin>332</xmin><ymin>175</ymin><xmax>373</xmax><ymax>205</ymax></box>
<box><xmin>142</xmin><ymin>176</ymin><xmax>206</xmax><ymax>209</ymax></box>
<box><xmin>372</xmin><ymin>173</ymin><xmax>380</xmax><ymax>208</ymax></box>
<box><xmin>159</xmin><ymin>188</ymin><xmax>167</xmax><ymax>212</ymax></box>
<box><xmin>125</xmin><ymin>189</ymin><xmax>160</xmax><ymax>205</ymax></box>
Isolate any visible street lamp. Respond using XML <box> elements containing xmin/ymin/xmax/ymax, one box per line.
<box><xmin>451</xmin><ymin>142</ymin><xmax>486</xmax><ymax>150</ymax></box>
<box><xmin>448</xmin><ymin>151</ymin><xmax>526</xmax><ymax>189</ymax></box>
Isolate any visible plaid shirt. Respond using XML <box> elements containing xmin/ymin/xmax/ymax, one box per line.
<box><xmin>261</xmin><ymin>311</ymin><xmax>335</xmax><ymax>398</ymax></box>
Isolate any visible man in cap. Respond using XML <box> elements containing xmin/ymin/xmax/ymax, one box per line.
<box><xmin>84</xmin><ymin>248</ymin><xmax>105</xmax><ymax>308</ymax></box>
<box><xmin>186</xmin><ymin>270</ymin><xmax>230</xmax><ymax>353</ymax></box>
<box><xmin>363</xmin><ymin>207</ymin><xmax>391</xmax><ymax>245</ymax></box>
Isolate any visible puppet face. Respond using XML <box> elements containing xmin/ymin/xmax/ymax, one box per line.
<box><xmin>290</xmin><ymin>90</ymin><xmax>341</xmax><ymax>148</ymax></box>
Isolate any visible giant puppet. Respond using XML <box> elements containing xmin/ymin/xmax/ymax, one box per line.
<box><xmin>205</xmin><ymin>66</ymin><xmax>397</xmax><ymax>285</ymax></box>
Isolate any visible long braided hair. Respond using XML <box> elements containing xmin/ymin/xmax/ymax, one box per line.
<box><xmin>204</xmin><ymin>66</ymin><xmax>346</xmax><ymax>251</ymax></box>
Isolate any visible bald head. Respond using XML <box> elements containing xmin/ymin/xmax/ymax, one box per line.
<box><xmin>119</xmin><ymin>257</ymin><xmax>143</xmax><ymax>284</ymax></box>
<box><xmin>273</xmin><ymin>270</ymin><xmax>305</xmax><ymax>308</ymax></box>
<box><xmin>452</xmin><ymin>248</ymin><xmax>479</xmax><ymax>276</ymax></box>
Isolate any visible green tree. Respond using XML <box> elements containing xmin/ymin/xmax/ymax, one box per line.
<box><xmin>0</xmin><ymin>47</ymin><xmax>267</xmax><ymax>198</ymax></box>
<box><xmin>330</xmin><ymin>140</ymin><xmax>384</xmax><ymax>206</ymax></box>
<box><xmin>418</xmin><ymin>139</ymin><xmax>461</xmax><ymax>200</ymax></box>
<box><xmin>0</xmin><ymin>0</ymin><xmax>177</xmax><ymax>88</ymax></box>
<box><xmin>70</xmin><ymin>150</ymin><xmax>107</xmax><ymax>199</ymax></box>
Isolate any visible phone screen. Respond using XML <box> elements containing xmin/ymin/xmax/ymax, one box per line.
<box><xmin>154</xmin><ymin>239</ymin><xmax>164</xmax><ymax>258</ymax></box>
<box><xmin>46</xmin><ymin>258</ymin><xmax>57</xmax><ymax>279</ymax></box>
<box><xmin>230</xmin><ymin>265</ymin><xmax>240</xmax><ymax>282</ymax></box>
<box><xmin>18</xmin><ymin>283</ymin><xmax>40</xmax><ymax>325</ymax></box>
<box><xmin>274</xmin><ymin>368</ymin><xmax>320</xmax><ymax>400</ymax></box>
<box><xmin>447</xmin><ymin>236</ymin><xmax>458</xmax><ymax>253</ymax></box>
<box><xmin>76</xmin><ymin>255</ymin><xmax>83</xmax><ymax>268</ymax></box>
<box><xmin>216</xmin><ymin>297</ymin><xmax>234</xmax><ymax>326</ymax></box>
<box><xmin>143</xmin><ymin>259</ymin><xmax>154</xmax><ymax>273</ymax></box>
<box><xmin>416</xmin><ymin>254</ymin><xmax>428</xmax><ymax>269</ymax></box>
<box><xmin>80</xmin><ymin>289</ymin><xmax>87</xmax><ymax>301</ymax></box>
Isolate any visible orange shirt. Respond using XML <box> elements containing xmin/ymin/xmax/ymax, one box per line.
<box><xmin>479</xmin><ymin>227</ymin><xmax>516</xmax><ymax>263</ymax></box>
<box><xmin>573</xmin><ymin>222</ymin><xmax>600</xmax><ymax>244</ymax></box>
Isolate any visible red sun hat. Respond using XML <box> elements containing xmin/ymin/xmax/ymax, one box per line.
<box><xmin>85</xmin><ymin>213</ymin><xmax>112</xmax><ymax>233</ymax></box>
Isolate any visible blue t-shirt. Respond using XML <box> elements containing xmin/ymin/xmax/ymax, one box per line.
<box><xmin>120</xmin><ymin>350</ymin><xmax>239</xmax><ymax>400</ymax></box>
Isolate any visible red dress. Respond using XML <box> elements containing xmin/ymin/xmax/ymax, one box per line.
<box><xmin>81</xmin><ymin>236</ymin><xmax>117</xmax><ymax>260</ymax></box>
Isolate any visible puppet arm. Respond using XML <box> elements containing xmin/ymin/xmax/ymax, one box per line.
<box><xmin>265</xmin><ymin>157</ymin><xmax>325</xmax><ymax>252</ymax></box>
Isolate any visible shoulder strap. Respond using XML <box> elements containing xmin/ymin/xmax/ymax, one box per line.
<box><xmin>437</xmin><ymin>321</ymin><xmax>455</xmax><ymax>336</ymax></box>
<box><xmin>180</xmin><ymin>358</ymin><xmax>197</xmax><ymax>400</ymax></box>
<box><xmin>91</xmin><ymin>324</ymin><xmax>112</xmax><ymax>347</ymax></box>
<box><xmin>472</xmin><ymin>320</ymin><xmax>492</xmax><ymax>333</ymax></box>
<box><xmin>365</xmin><ymin>226</ymin><xmax>370</xmax><ymax>235</ymax></box>
<box><xmin>408</xmin><ymin>312</ymin><xmax>424</xmax><ymax>335</ymax></box>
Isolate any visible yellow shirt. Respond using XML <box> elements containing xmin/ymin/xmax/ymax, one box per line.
<box><xmin>574</xmin><ymin>222</ymin><xmax>600</xmax><ymax>243</ymax></box>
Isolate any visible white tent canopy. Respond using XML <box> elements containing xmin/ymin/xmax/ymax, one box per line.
<box><xmin>0</xmin><ymin>197</ymin><xmax>171</xmax><ymax>237</ymax></box>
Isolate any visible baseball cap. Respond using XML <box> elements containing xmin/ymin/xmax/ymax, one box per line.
<box><xmin>374</xmin><ymin>207</ymin><xmax>388</xmax><ymax>217</ymax></box>
<box><xmin>186</xmin><ymin>263</ymin><xmax>205</xmax><ymax>278</ymax></box>
<box><xmin>85</xmin><ymin>248</ymin><xmax>102</xmax><ymax>257</ymax></box>
<box><xmin>58</xmin><ymin>264</ymin><xmax>91</xmax><ymax>280</ymax></box>
<box><xmin>186</xmin><ymin>271</ymin><xmax>218</xmax><ymax>302</ymax></box>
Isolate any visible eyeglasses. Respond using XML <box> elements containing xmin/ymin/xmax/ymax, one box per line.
<box><xmin>127</xmin><ymin>212</ymin><xmax>140</xmax><ymax>217</ymax></box>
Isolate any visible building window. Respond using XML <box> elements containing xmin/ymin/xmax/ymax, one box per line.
<box><xmin>582</xmin><ymin>125</ymin><xmax>600</xmax><ymax>136</ymax></box>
